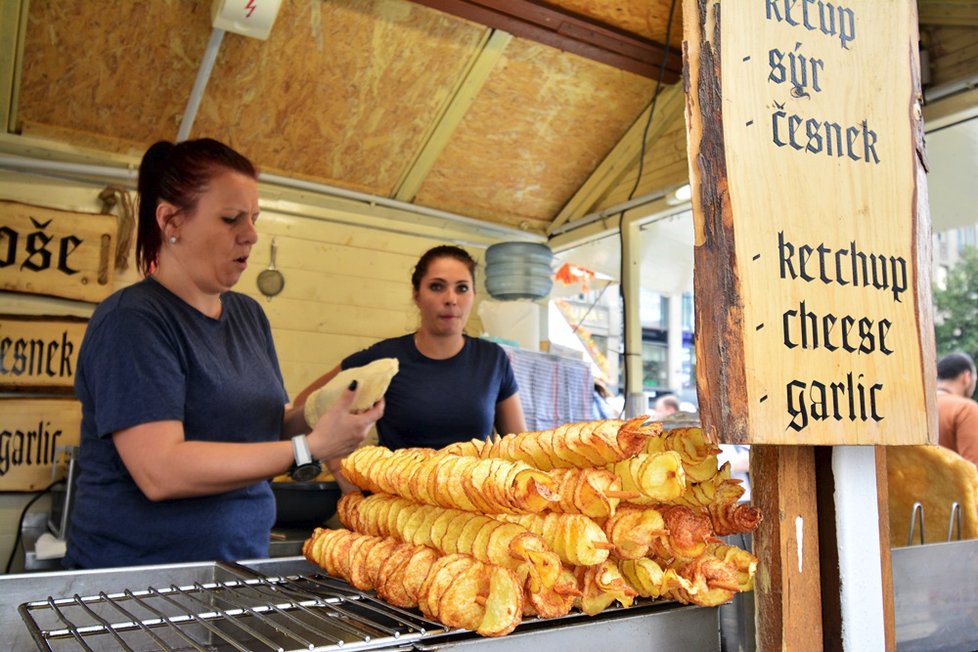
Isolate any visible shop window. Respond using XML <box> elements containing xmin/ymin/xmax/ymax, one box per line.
<box><xmin>642</xmin><ymin>341</ymin><xmax>668</xmax><ymax>388</ymax></box>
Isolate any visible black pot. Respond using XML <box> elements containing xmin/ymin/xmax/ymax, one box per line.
<box><xmin>270</xmin><ymin>480</ymin><xmax>341</xmax><ymax>527</ymax></box>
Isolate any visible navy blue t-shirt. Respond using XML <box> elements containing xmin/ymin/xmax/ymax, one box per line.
<box><xmin>343</xmin><ymin>334</ymin><xmax>518</xmax><ymax>450</ymax></box>
<box><xmin>64</xmin><ymin>277</ymin><xmax>288</xmax><ymax>569</ymax></box>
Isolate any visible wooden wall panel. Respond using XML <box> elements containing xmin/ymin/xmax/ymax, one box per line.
<box><xmin>924</xmin><ymin>26</ymin><xmax>978</xmax><ymax>87</ymax></box>
<box><xmin>0</xmin><ymin>170</ymin><xmax>493</xmax><ymax>404</ymax></box>
<box><xmin>262</xmin><ymin>299</ymin><xmax>417</xmax><ymax>340</ymax></box>
<box><xmin>415</xmin><ymin>38</ymin><xmax>653</xmax><ymax>228</ymax></box>
<box><xmin>245</xmin><ymin>217</ymin><xmax>489</xmax><ymax>397</ymax></box>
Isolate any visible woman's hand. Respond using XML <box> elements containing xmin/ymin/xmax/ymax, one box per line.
<box><xmin>306</xmin><ymin>382</ymin><xmax>384</xmax><ymax>460</ymax></box>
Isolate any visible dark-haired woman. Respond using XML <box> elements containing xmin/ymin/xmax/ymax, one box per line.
<box><xmin>296</xmin><ymin>245</ymin><xmax>526</xmax><ymax>462</ymax></box>
<box><xmin>64</xmin><ymin>139</ymin><xmax>382</xmax><ymax>569</ymax></box>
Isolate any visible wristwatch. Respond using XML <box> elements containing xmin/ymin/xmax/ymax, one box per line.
<box><xmin>289</xmin><ymin>434</ymin><xmax>322</xmax><ymax>482</ymax></box>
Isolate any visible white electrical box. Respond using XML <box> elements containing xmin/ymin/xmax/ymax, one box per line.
<box><xmin>211</xmin><ymin>0</ymin><xmax>283</xmax><ymax>41</ymax></box>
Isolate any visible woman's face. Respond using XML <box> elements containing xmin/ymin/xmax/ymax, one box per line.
<box><xmin>414</xmin><ymin>256</ymin><xmax>474</xmax><ymax>337</ymax></box>
<box><xmin>167</xmin><ymin>170</ymin><xmax>260</xmax><ymax>294</ymax></box>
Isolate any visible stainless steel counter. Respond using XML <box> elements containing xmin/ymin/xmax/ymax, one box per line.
<box><xmin>892</xmin><ymin>539</ymin><xmax>978</xmax><ymax>651</ymax></box>
<box><xmin>1</xmin><ymin>556</ymin><xmax>721</xmax><ymax>651</ymax></box>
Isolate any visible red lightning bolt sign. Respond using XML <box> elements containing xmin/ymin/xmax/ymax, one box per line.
<box><xmin>244</xmin><ymin>0</ymin><xmax>257</xmax><ymax>18</ymax></box>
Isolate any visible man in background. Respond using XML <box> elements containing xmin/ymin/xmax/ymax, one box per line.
<box><xmin>936</xmin><ymin>351</ymin><xmax>978</xmax><ymax>468</ymax></box>
<box><xmin>654</xmin><ymin>395</ymin><xmax>680</xmax><ymax>419</ymax></box>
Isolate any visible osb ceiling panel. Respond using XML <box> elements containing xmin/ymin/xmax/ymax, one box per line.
<box><xmin>18</xmin><ymin>1</ymin><xmax>212</xmax><ymax>154</ymax></box>
<box><xmin>195</xmin><ymin>1</ymin><xmax>487</xmax><ymax>195</ymax></box>
<box><xmin>414</xmin><ymin>38</ymin><xmax>655</xmax><ymax>230</ymax></box>
<box><xmin>547</xmin><ymin>0</ymin><xmax>684</xmax><ymax>47</ymax></box>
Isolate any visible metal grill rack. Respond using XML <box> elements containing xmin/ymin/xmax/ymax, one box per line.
<box><xmin>19</xmin><ymin>571</ymin><xmax>445</xmax><ymax>651</ymax></box>
<box><xmin>10</xmin><ymin>558</ymin><xmax>724</xmax><ymax>651</ymax></box>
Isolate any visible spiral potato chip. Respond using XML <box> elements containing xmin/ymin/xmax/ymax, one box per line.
<box><xmin>319</xmin><ymin>418</ymin><xmax>761</xmax><ymax>633</ymax></box>
<box><xmin>342</xmin><ymin>447</ymin><xmax>558</xmax><ymax>514</ymax></box>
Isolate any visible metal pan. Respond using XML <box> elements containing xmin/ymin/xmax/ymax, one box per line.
<box><xmin>256</xmin><ymin>238</ymin><xmax>284</xmax><ymax>299</ymax></box>
<box><xmin>270</xmin><ymin>480</ymin><xmax>341</xmax><ymax>527</ymax></box>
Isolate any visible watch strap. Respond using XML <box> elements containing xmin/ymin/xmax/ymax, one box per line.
<box><xmin>291</xmin><ymin>434</ymin><xmax>313</xmax><ymax>466</ymax></box>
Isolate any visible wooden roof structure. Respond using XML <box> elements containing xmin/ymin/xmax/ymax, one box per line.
<box><xmin>1</xmin><ymin>0</ymin><xmax>976</xmax><ymax>241</ymax></box>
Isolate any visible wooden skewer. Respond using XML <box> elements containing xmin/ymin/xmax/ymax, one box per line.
<box><xmin>605</xmin><ymin>490</ymin><xmax>642</xmax><ymax>499</ymax></box>
<box><xmin>592</xmin><ymin>541</ymin><xmax>616</xmax><ymax>550</ymax></box>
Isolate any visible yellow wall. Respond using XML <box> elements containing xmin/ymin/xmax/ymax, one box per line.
<box><xmin>0</xmin><ymin>168</ymin><xmax>507</xmax><ymax>571</ymax></box>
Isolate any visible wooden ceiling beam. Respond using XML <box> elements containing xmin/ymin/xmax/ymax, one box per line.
<box><xmin>0</xmin><ymin>0</ymin><xmax>29</xmax><ymax>134</ymax></box>
<box><xmin>409</xmin><ymin>0</ymin><xmax>682</xmax><ymax>82</ymax></box>
<box><xmin>393</xmin><ymin>30</ymin><xmax>512</xmax><ymax>202</ymax></box>
<box><xmin>918</xmin><ymin>2</ymin><xmax>978</xmax><ymax>27</ymax></box>
<box><xmin>547</xmin><ymin>81</ymin><xmax>685</xmax><ymax>234</ymax></box>
<box><xmin>923</xmin><ymin>86</ymin><xmax>978</xmax><ymax>130</ymax></box>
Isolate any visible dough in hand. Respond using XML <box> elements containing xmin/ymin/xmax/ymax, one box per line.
<box><xmin>304</xmin><ymin>358</ymin><xmax>399</xmax><ymax>428</ymax></box>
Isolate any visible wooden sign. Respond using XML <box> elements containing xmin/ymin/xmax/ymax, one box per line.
<box><xmin>0</xmin><ymin>200</ymin><xmax>117</xmax><ymax>303</ymax></box>
<box><xmin>0</xmin><ymin>315</ymin><xmax>88</xmax><ymax>391</ymax></box>
<box><xmin>0</xmin><ymin>398</ymin><xmax>81</xmax><ymax>491</ymax></box>
<box><xmin>684</xmin><ymin>1</ymin><xmax>936</xmax><ymax>446</ymax></box>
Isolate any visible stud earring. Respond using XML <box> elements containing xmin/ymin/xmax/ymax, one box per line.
<box><xmin>169</xmin><ymin>235</ymin><xmax>177</xmax><ymax>244</ymax></box>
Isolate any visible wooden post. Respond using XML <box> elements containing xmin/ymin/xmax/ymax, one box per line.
<box><xmin>751</xmin><ymin>445</ymin><xmax>823</xmax><ymax>650</ymax></box>
<box><xmin>874</xmin><ymin>446</ymin><xmax>896</xmax><ymax>650</ymax></box>
<box><xmin>682</xmin><ymin>1</ymin><xmax>935</xmax><ymax>649</ymax></box>
<box><xmin>621</xmin><ymin>215</ymin><xmax>645</xmax><ymax>417</ymax></box>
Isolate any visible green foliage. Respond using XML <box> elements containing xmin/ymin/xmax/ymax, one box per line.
<box><xmin>933</xmin><ymin>246</ymin><xmax>978</xmax><ymax>361</ymax></box>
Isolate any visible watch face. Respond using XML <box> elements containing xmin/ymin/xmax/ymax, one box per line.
<box><xmin>290</xmin><ymin>463</ymin><xmax>322</xmax><ymax>482</ymax></box>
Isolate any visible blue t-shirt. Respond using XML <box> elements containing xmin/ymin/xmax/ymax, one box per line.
<box><xmin>343</xmin><ymin>334</ymin><xmax>518</xmax><ymax>450</ymax></box>
<box><xmin>64</xmin><ymin>277</ymin><xmax>288</xmax><ymax>569</ymax></box>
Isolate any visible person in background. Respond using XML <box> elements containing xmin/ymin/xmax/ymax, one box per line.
<box><xmin>717</xmin><ymin>445</ymin><xmax>751</xmax><ymax>501</ymax></box>
<box><xmin>65</xmin><ymin>138</ymin><xmax>383</xmax><ymax>569</ymax></box>
<box><xmin>654</xmin><ymin>394</ymin><xmax>680</xmax><ymax>419</ymax></box>
<box><xmin>936</xmin><ymin>351</ymin><xmax>978</xmax><ymax>468</ymax></box>
<box><xmin>296</xmin><ymin>245</ymin><xmax>527</xmax><ymax>488</ymax></box>
<box><xmin>592</xmin><ymin>379</ymin><xmax>614</xmax><ymax>420</ymax></box>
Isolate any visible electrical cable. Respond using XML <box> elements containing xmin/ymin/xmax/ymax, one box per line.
<box><xmin>571</xmin><ymin>282</ymin><xmax>611</xmax><ymax>335</ymax></box>
<box><xmin>619</xmin><ymin>0</ymin><xmax>679</xmax><ymax>410</ymax></box>
<box><xmin>4</xmin><ymin>480</ymin><xmax>63</xmax><ymax>574</ymax></box>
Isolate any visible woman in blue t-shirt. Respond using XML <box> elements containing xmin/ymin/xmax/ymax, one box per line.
<box><xmin>65</xmin><ymin>139</ymin><xmax>383</xmax><ymax>569</ymax></box>
<box><xmin>296</xmin><ymin>246</ymin><xmax>527</xmax><ymax>489</ymax></box>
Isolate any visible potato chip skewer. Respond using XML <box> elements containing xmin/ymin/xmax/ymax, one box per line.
<box><xmin>601</xmin><ymin>505</ymin><xmax>667</xmax><ymax>560</ymax></box>
<box><xmin>342</xmin><ymin>447</ymin><xmax>558</xmax><ymax>514</ymax></box>
<box><xmin>304</xmin><ymin>529</ymin><xmax>523</xmax><ymax>636</ymax></box>
<box><xmin>574</xmin><ymin>561</ymin><xmax>637</xmax><ymax>615</ymax></box>
<box><xmin>671</xmin><ymin>463</ymin><xmax>763</xmax><ymax>535</ymax></box>
<box><xmin>494</xmin><ymin>512</ymin><xmax>613</xmax><ymax>566</ymax></box>
<box><xmin>338</xmin><ymin>493</ymin><xmax>562</xmax><ymax>593</ymax></box>
<box><xmin>609</xmin><ymin>451</ymin><xmax>686</xmax><ymax>504</ymax></box>
<box><xmin>443</xmin><ymin>417</ymin><xmax>660</xmax><ymax>470</ymax></box>
<box><xmin>547</xmin><ymin>468</ymin><xmax>628</xmax><ymax>518</ymax></box>
<box><xmin>643</xmin><ymin>427</ymin><xmax>722</xmax><ymax>483</ymax></box>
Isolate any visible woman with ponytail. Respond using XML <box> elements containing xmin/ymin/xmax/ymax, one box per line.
<box><xmin>65</xmin><ymin>139</ymin><xmax>383</xmax><ymax>569</ymax></box>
